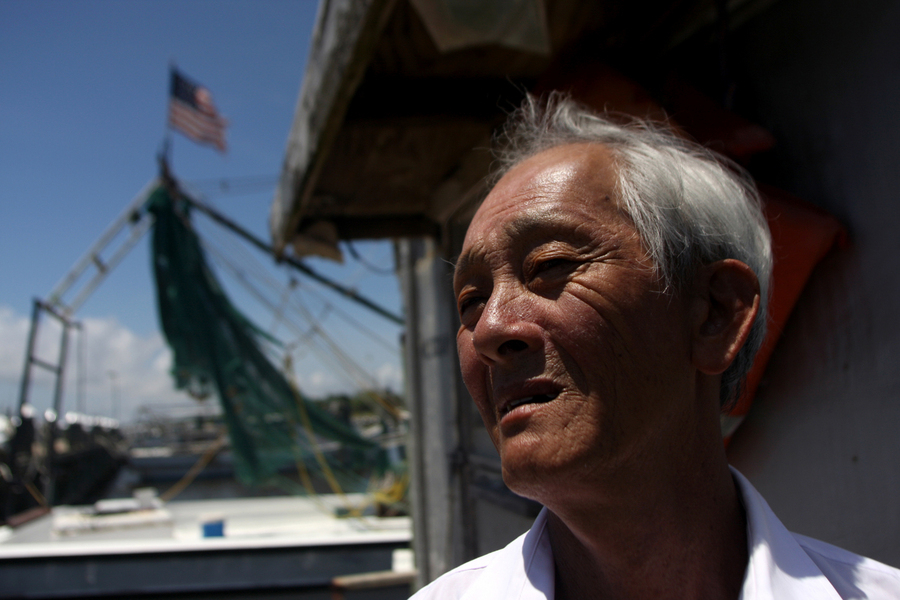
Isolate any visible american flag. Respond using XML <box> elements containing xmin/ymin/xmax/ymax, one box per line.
<box><xmin>168</xmin><ymin>68</ymin><xmax>228</xmax><ymax>152</ymax></box>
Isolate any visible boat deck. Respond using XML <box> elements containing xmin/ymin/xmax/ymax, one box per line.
<box><xmin>0</xmin><ymin>493</ymin><xmax>414</xmax><ymax>599</ymax></box>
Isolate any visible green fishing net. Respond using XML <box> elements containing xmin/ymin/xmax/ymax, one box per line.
<box><xmin>147</xmin><ymin>184</ymin><xmax>386</xmax><ymax>489</ymax></box>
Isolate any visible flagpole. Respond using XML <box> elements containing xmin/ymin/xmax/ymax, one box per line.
<box><xmin>159</xmin><ymin>133</ymin><xmax>172</xmax><ymax>171</ymax></box>
<box><xmin>160</xmin><ymin>62</ymin><xmax>173</xmax><ymax>173</ymax></box>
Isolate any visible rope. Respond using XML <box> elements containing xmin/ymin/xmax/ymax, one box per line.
<box><xmin>346</xmin><ymin>241</ymin><xmax>396</xmax><ymax>275</ymax></box>
<box><xmin>159</xmin><ymin>432</ymin><xmax>228</xmax><ymax>503</ymax></box>
<box><xmin>184</xmin><ymin>175</ymin><xmax>279</xmax><ymax>198</ymax></box>
<box><xmin>283</xmin><ymin>355</ymin><xmax>349</xmax><ymax>500</ymax></box>
<box><xmin>198</xmin><ymin>230</ymin><xmax>381</xmax><ymax>357</ymax></box>
<box><xmin>152</xmin><ymin>192</ymin><xmax>406</xmax><ymax>510</ymax></box>
<box><xmin>200</xmin><ymin>235</ymin><xmax>405</xmax><ymax>419</ymax></box>
<box><xmin>195</xmin><ymin>207</ymin><xmax>400</xmax><ymax>352</ymax></box>
<box><xmin>23</xmin><ymin>479</ymin><xmax>48</xmax><ymax>508</ymax></box>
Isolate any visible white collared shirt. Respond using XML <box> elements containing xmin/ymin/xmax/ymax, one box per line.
<box><xmin>410</xmin><ymin>468</ymin><xmax>900</xmax><ymax>599</ymax></box>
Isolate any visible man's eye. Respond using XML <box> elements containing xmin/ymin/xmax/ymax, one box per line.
<box><xmin>530</xmin><ymin>257</ymin><xmax>574</xmax><ymax>279</ymax></box>
<box><xmin>457</xmin><ymin>294</ymin><xmax>485</xmax><ymax>321</ymax></box>
<box><xmin>536</xmin><ymin>258</ymin><xmax>569</xmax><ymax>272</ymax></box>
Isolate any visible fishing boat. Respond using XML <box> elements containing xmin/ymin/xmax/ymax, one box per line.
<box><xmin>1</xmin><ymin>166</ymin><xmax>413</xmax><ymax>598</ymax></box>
<box><xmin>0</xmin><ymin>490</ymin><xmax>413</xmax><ymax>599</ymax></box>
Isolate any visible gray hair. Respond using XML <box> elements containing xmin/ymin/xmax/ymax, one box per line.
<box><xmin>491</xmin><ymin>93</ymin><xmax>773</xmax><ymax>407</ymax></box>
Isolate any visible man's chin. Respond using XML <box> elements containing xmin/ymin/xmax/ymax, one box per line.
<box><xmin>500</xmin><ymin>449</ymin><xmax>573</xmax><ymax>502</ymax></box>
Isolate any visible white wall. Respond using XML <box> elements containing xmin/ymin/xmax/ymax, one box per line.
<box><xmin>726</xmin><ymin>0</ymin><xmax>900</xmax><ymax>567</ymax></box>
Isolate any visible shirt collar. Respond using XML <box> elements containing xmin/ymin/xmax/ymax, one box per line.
<box><xmin>463</xmin><ymin>468</ymin><xmax>845</xmax><ymax>600</ymax></box>
<box><xmin>460</xmin><ymin>507</ymin><xmax>554</xmax><ymax>599</ymax></box>
<box><xmin>732</xmin><ymin>467</ymin><xmax>844</xmax><ymax>600</ymax></box>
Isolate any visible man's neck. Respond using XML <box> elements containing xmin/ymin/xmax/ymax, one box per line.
<box><xmin>546</xmin><ymin>460</ymin><xmax>748</xmax><ymax>600</ymax></box>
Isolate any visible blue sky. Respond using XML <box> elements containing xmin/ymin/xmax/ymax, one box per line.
<box><xmin>0</xmin><ymin>1</ymin><xmax>405</xmax><ymax>422</ymax></box>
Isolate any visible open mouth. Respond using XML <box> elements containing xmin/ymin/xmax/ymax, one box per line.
<box><xmin>502</xmin><ymin>392</ymin><xmax>559</xmax><ymax>415</ymax></box>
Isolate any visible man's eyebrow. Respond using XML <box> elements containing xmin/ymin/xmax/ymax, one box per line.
<box><xmin>453</xmin><ymin>250</ymin><xmax>478</xmax><ymax>285</ymax></box>
<box><xmin>454</xmin><ymin>211</ymin><xmax>589</xmax><ymax>279</ymax></box>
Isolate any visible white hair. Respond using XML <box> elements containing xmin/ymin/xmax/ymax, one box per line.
<box><xmin>492</xmin><ymin>93</ymin><xmax>773</xmax><ymax>406</ymax></box>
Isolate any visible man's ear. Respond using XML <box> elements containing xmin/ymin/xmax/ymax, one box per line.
<box><xmin>691</xmin><ymin>259</ymin><xmax>761</xmax><ymax>375</ymax></box>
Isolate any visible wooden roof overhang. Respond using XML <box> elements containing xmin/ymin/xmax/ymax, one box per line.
<box><xmin>271</xmin><ymin>0</ymin><xmax>773</xmax><ymax>259</ymax></box>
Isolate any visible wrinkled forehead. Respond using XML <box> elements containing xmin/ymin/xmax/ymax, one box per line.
<box><xmin>459</xmin><ymin>143</ymin><xmax>621</xmax><ymax>260</ymax></box>
<box><xmin>456</xmin><ymin>144</ymin><xmax>617</xmax><ymax>273</ymax></box>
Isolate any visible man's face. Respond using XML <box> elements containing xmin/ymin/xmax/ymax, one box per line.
<box><xmin>454</xmin><ymin>144</ymin><xmax>699</xmax><ymax>502</ymax></box>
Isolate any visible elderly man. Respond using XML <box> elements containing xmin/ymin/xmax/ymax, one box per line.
<box><xmin>411</xmin><ymin>96</ymin><xmax>900</xmax><ymax>599</ymax></box>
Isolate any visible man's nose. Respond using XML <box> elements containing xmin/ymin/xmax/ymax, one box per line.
<box><xmin>471</xmin><ymin>290</ymin><xmax>542</xmax><ymax>365</ymax></box>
